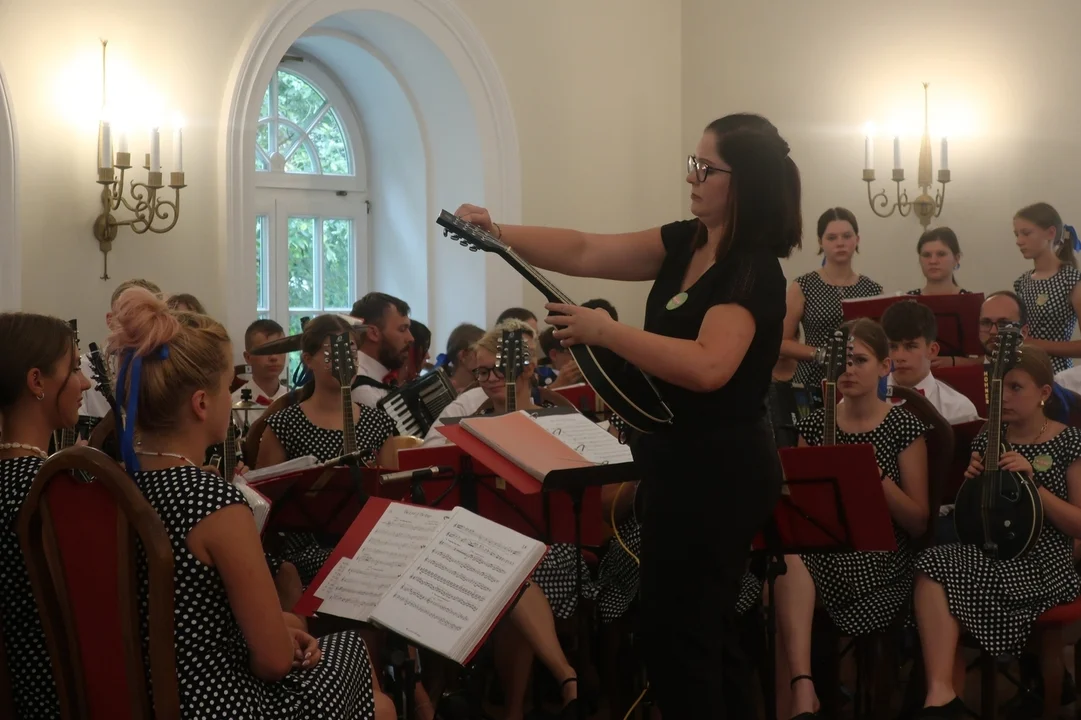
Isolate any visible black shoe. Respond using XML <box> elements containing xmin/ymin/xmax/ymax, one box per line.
<box><xmin>789</xmin><ymin>674</ymin><xmax>818</xmax><ymax>719</ymax></box>
<box><xmin>915</xmin><ymin>697</ymin><xmax>964</xmax><ymax>719</ymax></box>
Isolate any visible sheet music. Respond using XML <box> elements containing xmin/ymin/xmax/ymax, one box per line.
<box><xmin>525</xmin><ymin>411</ymin><xmax>633</xmax><ymax>465</ymax></box>
<box><xmin>233</xmin><ymin>479</ymin><xmax>271</xmax><ymax>533</ymax></box>
<box><xmin>243</xmin><ymin>455</ymin><xmax>319</xmax><ymax>483</ymax></box>
<box><xmin>317</xmin><ymin>503</ymin><xmax>450</xmax><ymax>622</ymax></box>
<box><xmin>370</xmin><ymin>507</ymin><xmax>546</xmax><ymax>662</ymax></box>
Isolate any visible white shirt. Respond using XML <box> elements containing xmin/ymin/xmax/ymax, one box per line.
<box><xmin>887</xmin><ymin>371</ymin><xmax>980</xmax><ymax>425</ymax></box>
<box><xmin>351</xmin><ymin>351</ymin><xmax>392</xmax><ymax>408</ymax></box>
<box><xmin>79</xmin><ymin>353</ymin><xmax>112</xmax><ymax>419</ymax></box>
<box><xmin>231</xmin><ymin>379</ymin><xmax>288</xmax><ymax>426</ymax></box>
<box><xmin>421</xmin><ymin>387</ymin><xmax>489</xmax><ymax>446</ymax></box>
<box><xmin>1055</xmin><ymin>366</ymin><xmax>1081</xmax><ymax>396</ymax></box>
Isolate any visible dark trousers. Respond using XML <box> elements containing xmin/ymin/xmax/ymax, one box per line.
<box><xmin>635</xmin><ymin>422</ymin><xmax>781</xmax><ymax>719</ymax></box>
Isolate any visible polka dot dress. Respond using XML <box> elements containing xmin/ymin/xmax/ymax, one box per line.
<box><xmin>0</xmin><ymin>456</ymin><xmax>59</xmax><ymax>719</ymax></box>
<box><xmin>1014</xmin><ymin>266</ymin><xmax>1081</xmax><ymax>373</ymax></box>
<box><xmin>915</xmin><ymin>428</ymin><xmax>1081</xmax><ymax>656</ymax></box>
<box><xmin>792</xmin><ymin>272</ymin><xmax>883</xmax><ymax>391</ymax></box>
<box><xmin>797</xmin><ymin>405</ymin><xmax>928</xmax><ymax>636</ymax></box>
<box><xmin>133</xmin><ymin>465</ymin><xmax>378</xmax><ymax>719</ymax></box>
<box><xmin>735</xmin><ymin>570</ymin><xmax>763</xmax><ymax>615</ymax></box>
<box><xmin>265</xmin><ymin>403</ymin><xmax>397</xmax><ymax>584</ymax></box>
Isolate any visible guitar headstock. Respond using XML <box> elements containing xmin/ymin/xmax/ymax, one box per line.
<box><xmin>437</xmin><ymin>210</ymin><xmax>509</xmax><ymax>256</ymax></box>
<box><xmin>87</xmin><ymin>342</ymin><xmax>114</xmax><ymax>402</ymax></box>
<box><xmin>990</xmin><ymin>324</ymin><xmax>1023</xmax><ymax>380</ymax></box>
<box><xmin>496</xmin><ymin>328</ymin><xmax>530</xmax><ymax>382</ymax></box>
<box><xmin>823</xmin><ymin>329</ymin><xmax>850</xmax><ymax>385</ymax></box>
<box><xmin>326</xmin><ymin>332</ymin><xmax>356</xmax><ymax>388</ymax></box>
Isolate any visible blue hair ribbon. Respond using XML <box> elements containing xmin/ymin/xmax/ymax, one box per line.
<box><xmin>434</xmin><ymin>353</ymin><xmax>449</xmax><ymax>368</ymax></box>
<box><xmin>1052</xmin><ymin>382</ymin><xmax>1075</xmax><ymax>424</ymax></box>
<box><xmin>114</xmin><ymin>345</ymin><xmax>170</xmax><ymax>474</ymax></box>
<box><xmin>1066</xmin><ymin>224</ymin><xmax>1081</xmax><ymax>252</ymax></box>
<box><xmin>291</xmin><ymin>362</ymin><xmax>312</xmax><ymax>388</ymax></box>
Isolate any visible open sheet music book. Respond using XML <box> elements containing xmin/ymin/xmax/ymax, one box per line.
<box><xmin>458</xmin><ymin>409</ymin><xmax>633</xmax><ymax>481</ymax></box>
<box><xmin>310</xmin><ymin>499</ymin><xmax>547</xmax><ymax>664</ymax></box>
<box><xmin>242</xmin><ymin>455</ymin><xmax>319</xmax><ymax>483</ymax></box>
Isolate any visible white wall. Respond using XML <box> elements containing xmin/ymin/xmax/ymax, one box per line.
<box><xmin>682</xmin><ymin>0</ymin><xmax>1081</xmax><ymax>294</ymax></box>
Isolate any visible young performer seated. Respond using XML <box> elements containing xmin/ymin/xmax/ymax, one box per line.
<box><xmin>349</xmin><ymin>293</ymin><xmax>414</xmax><ymax>407</ymax></box>
<box><xmin>435</xmin><ymin>322</ymin><xmax>484</xmax><ymax>395</ymax></box>
<box><xmin>0</xmin><ymin>313</ymin><xmax>91</xmax><ymax>719</ymax></box>
<box><xmin>773</xmin><ymin>318</ymin><xmax>930</xmax><ymax>719</ymax></box>
<box><xmin>106</xmin><ymin>289</ymin><xmax>395</xmax><ymax>720</ymax></box>
<box><xmin>258</xmin><ymin>314</ymin><xmax>398</xmax><ymax>585</ymax></box>
<box><xmin>913</xmin><ymin>347</ymin><xmax>1081</xmax><ymax>719</ymax></box>
<box><xmin>232</xmin><ymin>319</ymin><xmax>288</xmax><ymax>427</ymax></box>
<box><xmin>881</xmin><ymin>300</ymin><xmax>980</xmax><ymax>424</ymax></box>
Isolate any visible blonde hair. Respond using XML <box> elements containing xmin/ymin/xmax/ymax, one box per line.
<box><xmin>107</xmin><ymin>288</ymin><xmax>231</xmax><ymax>434</ymax></box>
<box><xmin>110</xmin><ymin>278</ymin><xmax>161</xmax><ymax>307</ymax></box>
<box><xmin>473</xmin><ymin>319</ymin><xmax>538</xmax><ymax>359</ymax></box>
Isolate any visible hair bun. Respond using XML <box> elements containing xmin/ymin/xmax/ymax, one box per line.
<box><xmin>107</xmin><ymin>287</ymin><xmax>181</xmax><ymax>358</ymax></box>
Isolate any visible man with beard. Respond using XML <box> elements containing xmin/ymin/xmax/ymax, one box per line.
<box><xmin>350</xmin><ymin>292</ymin><xmax>414</xmax><ymax>407</ymax></box>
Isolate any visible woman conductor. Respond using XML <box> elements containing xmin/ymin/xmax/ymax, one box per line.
<box><xmin>455</xmin><ymin>113</ymin><xmax>801</xmax><ymax>718</ymax></box>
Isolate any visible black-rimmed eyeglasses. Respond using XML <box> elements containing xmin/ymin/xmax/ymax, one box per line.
<box><xmin>688</xmin><ymin>155</ymin><xmax>732</xmax><ymax>182</ymax></box>
<box><xmin>471</xmin><ymin>366</ymin><xmax>505</xmax><ymax>382</ymax></box>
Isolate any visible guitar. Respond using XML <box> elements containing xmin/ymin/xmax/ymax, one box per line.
<box><xmin>326</xmin><ymin>331</ymin><xmax>365</xmax><ymax>465</ymax></box>
<box><xmin>87</xmin><ymin>342</ymin><xmax>120</xmax><ymax>420</ymax></box>
<box><xmin>497</xmin><ymin>328</ymin><xmax>530</xmax><ymax>414</ymax></box>
<box><xmin>437</xmin><ymin>210</ymin><xmax>673</xmax><ymax>433</ymax></box>
<box><xmin>954</xmin><ymin>326</ymin><xmax>1044</xmax><ymax>560</ymax></box>
<box><xmin>821</xmin><ymin>329</ymin><xmax>851</xmax><ymax>447</ymax></box>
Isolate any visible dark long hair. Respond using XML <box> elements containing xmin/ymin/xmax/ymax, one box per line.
<box><xmin>0</xmin><ymin>313</ymin><xmax>77</xmax><ymax>419</ymax></box>
<box><xmin>294</xmin><ymin>314</ymin><xmax>354</xmax><ymax>402</ymax></box>
<box><xmin>696</xmin><ymin>113</ymin><xmax>802</xmax><ymax>261</ymax></box>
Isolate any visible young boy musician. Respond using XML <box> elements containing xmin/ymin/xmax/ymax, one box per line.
<box><xmin>231</xmin><ymin>319</ymin><xmax>288</xmax><ymax>424</ymax></box>
<box><xmin>881</xmin><ymin>300</ymin><xmax>979</xmax><ymax>424</ymax></box>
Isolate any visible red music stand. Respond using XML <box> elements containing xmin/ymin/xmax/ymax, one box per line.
<box><xmin>842</xmin><ymin>293</ymin><xmax>985</xmax><ymax>357</ymax></box>
<box><xmin>753</xmin><ymin>443</ymin><xmax>895</xmax><ymax>720</ymax></box>
<box><xmin>932</xmin><ymin>365</ymin><xmax>988</xmax><ymax>418</ymax></box>
<box><xmin>249</xmin><ymin>465</ymin><xmax>395</xmax><ymax>538</ymax></box>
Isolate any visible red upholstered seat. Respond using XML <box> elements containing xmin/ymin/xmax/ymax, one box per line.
<box><xmin>17</xmin><ymin>446</ymin><xmax>179</xmax><ymax>720</ymax></box>
<box><xmin>1034</xmin><ymin>596</ymin><xmax>1081</xmax><ymax>626</ymax></box>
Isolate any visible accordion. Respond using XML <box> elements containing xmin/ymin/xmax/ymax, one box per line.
<box><xmin>377</xmin><ymin>368</ymin><xmax>458</xmax><ymax>438</ymax></box>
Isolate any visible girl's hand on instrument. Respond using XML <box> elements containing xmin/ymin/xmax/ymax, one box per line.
<box><xmin>964</xmin><ymin>452</ymin><xmax>984</xmax><ymax>479</ymax></box>
<box><xmin>453</xmin><ymin>204</ymin><xmax>495</xmax><ymax>234</ymax></box>
<box><xmin>546</xmin><ymin>303</ymin><xmax>617</xmax><ymax>348</ymax></box>
<box><xmin>233</xmin><ymin>462</ymin><xmax>249</xmax><ymax>477</ymax></box>
<box><xmin>289</xmin><ymin>628</ymin><xmax>322</xmax><ymax>669</ymax></box>
<box><xmin>201</xmin><ymin>464</ymin><xmax>221</xmax><ymax>477</ymax></box>
<box><xmin>999</xmin><ymin>451</ymin><xmax>1034</xmax><ymax>479</ymax></box>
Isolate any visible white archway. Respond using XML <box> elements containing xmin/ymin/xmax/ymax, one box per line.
<box><xmin>0</xmin><ymin>64</ymin><xmax>19</xmax><ymax>311</ymax></box>
<box><xmin>219</xmin><ymin>0</ymin><xmax>522</xmax><ymax>350</ymax></box>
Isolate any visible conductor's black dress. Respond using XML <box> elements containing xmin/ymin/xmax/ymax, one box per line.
<box><xmin>631</xmin><ymin>219</ymin><xmax>786</xmax><ymax>719</ymax></box>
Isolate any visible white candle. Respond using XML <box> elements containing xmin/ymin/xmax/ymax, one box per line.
<box><xmin>173</xmin><ymin>126</ymin><xmax>183</xmax><ymax>173</ymax></box>
<box><xmin>864</xmin><ymin>135</ymin><xmax>873</xmax><ymax>171</ymax></box>
<box><xmin>117</xmin><ymin>127</ymin><xmax>128</xmax><ymax>154</ymax></box>
<box><xmin>149</xmin><ymin>127</ymin><xmax>160</xmax><ymax>171</ymax></box>
<box><xmin>940</xmin><ymin>137</ymin><xmax>949</xmax><ymax>171</ymax></box>
<box><xmin>99</xmin><ymin>120</ymin><xmax>112</xmax><ymax>169</ymax></box>
<box><xmin>893</xmin><ymin>136</ymin><xmax>902</xmax><ymax>171</ymax></box>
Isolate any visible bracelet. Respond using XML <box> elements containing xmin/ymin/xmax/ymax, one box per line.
<box><xmin>492</xmin><ymin>221</ymin><xmax>502</xmax><ymax>239</ymax></box>
<box><xmin>813</xmin><ymin>346</ymin><xmax>826</xmax><ymax>365</ymax></box>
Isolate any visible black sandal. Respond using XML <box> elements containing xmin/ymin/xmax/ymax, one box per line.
<box><xmin>558</xmin><ymin>678</ymin><xmax>580</xmax><ymax>720</ymax></box>
<box><xmin>789</xmin><ymin>675</ymin><xmax>818</xmax><ymax>720</ymax></box>
<box><xmin>914</xmin><ymin>697</ymin><xmax>964</xmax><ymax>719</ymax></box>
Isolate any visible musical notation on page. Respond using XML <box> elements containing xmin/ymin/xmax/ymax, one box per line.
<box><xmin>317</xmin><ymin>503</ymin><xmax>450</xmax><ymax>622</ymax></box>
<box><xmin>527</xmin><ymin>411</ymin><xmax>633</xmax><ymax>465</ymax></box>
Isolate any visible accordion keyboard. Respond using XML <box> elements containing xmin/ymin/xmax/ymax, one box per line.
<box><xmin>378</xmin><ymin>368</ymin><xmax>458</xmax><ymax>437</ymax></box>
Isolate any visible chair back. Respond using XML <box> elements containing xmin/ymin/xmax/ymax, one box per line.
<box><xmin>87</xmin><ymin>410</ymin><xmax>116</xmax><ymax>452</ymax></box>
<box><xmin>375</xmin><ymin>436</ymin><xmax>424</xmax><ymax>469</ymax></box>
<box><xmin>17</xmin><ymin>446</ymin><xmax>179</xmax><ymax>720</ymax></box>
<box><xmin>931</xmin><ymin>364</ymin><xmax>987</xmax><ymax>418</ymax></box>
<box><xmin>243</xmin><ymin>390</ymin><xmax>299</xmax><ymax>469</ymax></box>
<box><xmin>0</xmin><ymin>626</ymin><xmax>13</xmax><ymax>719</ymax></box>
<box><xmin>886</xmin><ymin>386</ymin><xmax>955</xmax><ymax>549</ymax></box>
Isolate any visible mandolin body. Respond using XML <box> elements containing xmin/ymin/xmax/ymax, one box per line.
<box><xmin>567</xmin><ymin>344</ymin><xmax>673</xmax><ymax>434</ymax></box>
<box><xmin>954</xmin><ymin>468</ymin><xmax>1044</xmax><ymax>561</ymax></box>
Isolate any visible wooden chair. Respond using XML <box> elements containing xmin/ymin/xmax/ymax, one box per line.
<box><xmin>819</xmin><ymin>387</ymin><xmax>954</xmax><ymax>719</ymax></box>
<box><xmin>87</xmin><ymin>410</ymin><xmax>116</xmax><ymax>451</ymax></box>
<box><xmin>243</xmin><ymin>391</ymin><xmax>299</xmax><ymax>469</ymax></box>
<box><xmin>0</xmin><ymin>627</ymin><xmax>14</xmax><ymax>719</ymax></box>
<box><xmin>17</xmin><ymin>446</ymin><xmax>179</xmax><ymax>720</ymax></box>
<box><xmin>376</xmin><ymin>435</ymin><xmax>424</xmax><ymax>470</ymax></box>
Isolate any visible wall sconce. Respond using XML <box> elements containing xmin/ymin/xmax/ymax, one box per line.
<box><xmin>862</xmin><ymin>83</ymin><xmax>951</xmax><ymax>228</ymax></box>
<box><xmin>92</xmin><ymin>40</ymin><xmax>186</xmax><ymax>280</ymax></box>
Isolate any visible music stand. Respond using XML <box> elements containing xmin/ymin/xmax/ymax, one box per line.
<box><xmin>753</xmin><ymin>444</ymin><xmax>896</xmax><ymax>720</ymax></box>
<box><xmin>250</xmin><ymin>465</ymin><xmax>384</xmax><ymax>539</ymax></box>
<box><xmin>842</xmin><ymin>293</ymin><xmax>985</xmax><ymax>357</ymax></box>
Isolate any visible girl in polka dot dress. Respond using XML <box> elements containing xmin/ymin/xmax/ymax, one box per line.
<box><xmin>107</xmin><ymin>290</ymin><xmax>395</xmax><ymax>720</ymax></box>
<box><xmin>906</xmin><ymin>227</ymin><xmax>973</xmax><ymax>297</ymax></box>
<box><xmin>773</xmin><ymin>319</ymin><xmax>930</xmax><ymax>720</ymax></box>
<box><xmin>912</xmin><ymin>347</ymin><xmax>1081</xmax><ymax>719</ymax></box>
<box><xmin>259</xmin><ymin>314</ymin><xmax>398</xmax><ymax>586</ymax></box>
<box><xmin>1012</xmin><ymin>202</ymin><xmax>1081</xmax><ymax>374</ymax></box>
<box><xmin>780</xmin><ymin>208</ymin><xmax>883</xmax><ymax>393</ymax></box>
<box><xmin>0</xmin><ymin>313</ymin><xmax>92</xmax><ymax>719</ymax></box>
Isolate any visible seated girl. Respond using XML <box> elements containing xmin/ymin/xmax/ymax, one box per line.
<box><xmin>257</xmin><ymin>314</ymin><xmax>398</xmax><ymax>586</ymax></box>
<box><xmin>107</xmin><ymin>289</ymin><xmax>395</xmax><ymax>719</ymax></box>
<box><xmin>913</xmin><ymin>346</ymin><xmax>1081</xmax><ymax>719</ymax></box>
<box><xmin>773</xmin><ymin>317</ymin><xmax>930</xmax><ymax>719</ymax></box>
<box><xmin>0</xmin><ymin>313</ymin><xmax>91</xmax><ymax>719</ymax></box>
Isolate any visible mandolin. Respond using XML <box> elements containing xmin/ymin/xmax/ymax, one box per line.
<box><xmin>821</xmin><ymin>329</ymin><xmax>850</xmax><ymax>447</ymax></box>
<box><xmin>437</xmin><ymin>210</ymin><xmax>673</xmax><ymax>434</ymax></box>
<box><xmin>954</xmin><ymin>326</ymin><xmax>1043</xmax><ymax>560</ymax></box>
<box><xmin>497</xmin><ymin>327</ymin><xmax>530</xmax><ymax>414</ymax></box>
<box><xmin>326</xmin><ymin>331</ymin><xmax>366</xmax><ymax>465</ymax></box>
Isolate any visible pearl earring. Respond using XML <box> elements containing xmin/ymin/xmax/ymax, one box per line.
<box><xmin>35</xmin><ymin>392</ymin><xmax>44</xmax><ymax>401</ymax></box>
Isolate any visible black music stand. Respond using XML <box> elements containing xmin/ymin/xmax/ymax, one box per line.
<box><xmin>754</xmin><ymin>444</ymin><xmax>896</xmax><ymax>720</ymax></box>
<box><xmin>842</xmin><ymin>293</ymin><xmax>985</xmax><ymax>357</ymax></box>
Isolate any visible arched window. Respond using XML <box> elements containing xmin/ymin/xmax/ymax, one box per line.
<box><xmin>254</xmin><ymin>60</ymin><xmax>368</xmax><ymax>365</ymax></box>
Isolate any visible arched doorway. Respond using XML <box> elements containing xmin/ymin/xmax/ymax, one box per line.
<box><xmin>0</xmin><ymin>64</ymin><xmax>19</xmax><ymax>311</ymax></box>
<box><xmin>220</xmin><ymin>0</ymin><xmax>522</xmax><ymax>350</ymax></box>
